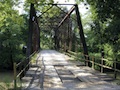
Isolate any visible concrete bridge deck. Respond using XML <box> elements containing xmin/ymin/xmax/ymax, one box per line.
<box><xmin>22</xmin><ymin>50</ymin><xmax>120</xmax><ymax>90</ymax></box>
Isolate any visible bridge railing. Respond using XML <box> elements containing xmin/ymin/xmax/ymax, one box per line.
<box><xmin>65</xmin><ymin>50</ymin><xmax>120</xmax><ymax>79</ymax></box>
<box><xmin>13</xmin><ymin>51</ymin><xmax>37</xmax><ymax>90</ymax></box>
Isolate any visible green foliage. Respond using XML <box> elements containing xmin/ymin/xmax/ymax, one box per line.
<box><xmin>103</xmin><ymin>44</ymin><xmax>114</xmax><ymax>66</ymax></box>
<box><xmin>76</xmin><ymin>0</ymin><xmax>120</xmax><ymax>66</ymax></box>
<box><xmin>0</xmin><ymin>71</ymin><xmax>21</xmax><ymax>90</ymax></box>
<box><xmin>0</xmin><ymin>1</ymin><xmax>28</xmax><ymax>69</ymax></box>
<box><xmin>1</xmin><ymin>0</ymin><xmax>119</xmax><ymax>70</ymax></box>
<box><xmin>0</xmin><ymin>71</ymin><xmax>14</xmax><ymax>89</ymax></box>
<box><xmin>104</xmin><ymin>19</ymin><xmax>120</xmax><ymax>51</ymax></box>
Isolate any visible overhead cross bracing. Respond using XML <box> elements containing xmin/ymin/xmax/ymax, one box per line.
<box><xmin>38</xmin><ymin>4</ymin><xmax>77</xmax><ymax>29</ymax></box>
<box><xmin>12</xmin><ymin>2</ymin><xmax>120</xmax><ymax>90</ymax></box>
<box><xmin>26</xmin><ymin>3</ymin><xmax>89</xmax><ymax>66</ymax></box>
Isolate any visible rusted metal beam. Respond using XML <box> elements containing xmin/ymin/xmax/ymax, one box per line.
<box><xmin>32</xmin><ymin>6</ymin><xmax>41</xmax><ymax>51</ymax></box>
<box><xmin>75</xmin><ymin>4</ymin><xmax>89</xmax><ymax>66</ymax></box>
<box><xmin>52</xmin><ymin>4</ymin><xmax>75</xmax><ymax>6</ymax></box>
<box><xmin>39</xmin><ymin>6</ymin><xmax>53</xmax><ymax>17</ymax></box>
<box><xmin>55</xmin><ymin>5</ymin><xmax>77</xmax><ymax>21</ymax></box>
<box><xmin>58</xmin><ymin>5</ymin><xmax>75</xmax><ymax>28</ymax></box>
<box><xmin>26</xmin><ymin>3</ymin><xmax>34</xmax><ymax>57</ymax></box>
<box><xmin>34</xmin><ymin>9</ymin><xmax>40</xmax><ymax>50</ymax></box>
<box><xmin>40</xmin><ymin>3</ymin><xmax>75</xmax><ymax>6</ymax></box>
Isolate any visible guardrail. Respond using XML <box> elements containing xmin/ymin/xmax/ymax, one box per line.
<box><xmin>13</xmin><ymin>51</ymin><xmax>36</xmax><ymax>90</ymax></box>
<box><xmin>65</xmin><ymin>50</ymin><xmax>120</xmax><ymax>79</ymax></box>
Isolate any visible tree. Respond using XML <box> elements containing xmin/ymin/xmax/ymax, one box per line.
<box><xmin>87</xmin><ymin>0</ymin><xmax>120</xmax><ymax>61</ymax></box>
<box><xmin>0</xmin><ymin>0</ymin><xmax>27</xmax><ymax>69</ymax></box>
<box><xmin>71</xmin><ymin>0</ymin><xmax>120</xmax><ymax>66</ymax></box>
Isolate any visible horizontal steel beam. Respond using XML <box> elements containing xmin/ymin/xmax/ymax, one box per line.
<box><xmin>40</xmin><ymin>3</ymin><xmax>76</xmax><ymax>6</ymax></box>
<box><xmin>52</xmin><ymin>4</ymin><xmax>76</xmax><ymax>6</ymax></box>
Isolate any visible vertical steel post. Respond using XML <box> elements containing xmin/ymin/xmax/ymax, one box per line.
<box><xmin>54</xmin><ymin>28</ymin><xmax>60</xmax><ymax>50</ymax></box>
<box><xmin>101</xmin><ymin>58</ymin><xmax>104</xmax><ymax>73</ymax></box>
<box><xmin>54</xmin><ymin>29</ymin><xmax>57</xmax><ymax>50</ymax></box>
<box><xmin>92</xmin><ymin>57</ymin><xmax>95</xmax><ymax>69</ymax></box>
<box><xmin>32</xmin><ymin>7</ymin><xmax>40</xmax><ymax>51</ymax></box>
<box><xmin>114</xmin><ymin>59</ymin><xmax>117</xmax><ymax>79</ymax></box>
<box><xmin>14</xmin><ymin>63</ymin><xmax>17</xmax><ymax>90</ymax></box>
<box><xmin>101</xmin><ymin>49</ymin><xmax>104</xmax><ymax>73</ymax></box>
<box><xmin>26</xmin><ymin>3</ymin><xmax>34</xmax><ymax>70</ymax></box>
<box><xmin>37</xmin><ymin>20</ymin><xmax>40</xmax><ymax>50</ymax></box>
<box><xmin>69</xmin><ymin>23</ymin><xmax>72</xmax><ymax>51</ymax></box>
<box><xmin>75</xmin><ymin>4</ymin><xmax>89</xmax><ymax>66</ymax></box>
<box><xmin>26</xmin><ymin>3</ymin><xmax>34</xmax><ymax>57</ymax></box>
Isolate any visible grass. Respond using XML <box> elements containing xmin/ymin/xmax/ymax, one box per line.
<box><xmin>31</xmin><ymin>53</ymin><xmax>38</xmax><ymax>64</ymax></box>
<box><xmin>0</xmin><ymin>52</ymin><xmax>38</xmax><ymax>90</ymax></box>
<box><xmin>0</xmin><ymin>71</ymin><xmax>22</xmax><ymax>90</ymax></box>
<box><xmin>106</xmin><ymin>72</ymin><xmax>120</xmax><ymax>85</ymax></box>
<box><xmin>0</xmin><ymin>71</ymin><xmax>14</xmax><ymax>90</ymax></box>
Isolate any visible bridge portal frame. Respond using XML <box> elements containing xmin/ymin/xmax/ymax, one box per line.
<box><xmin>26</xmin><ymin>3</ymin><xmax>90</xmax><ymax>66</ymax></box>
